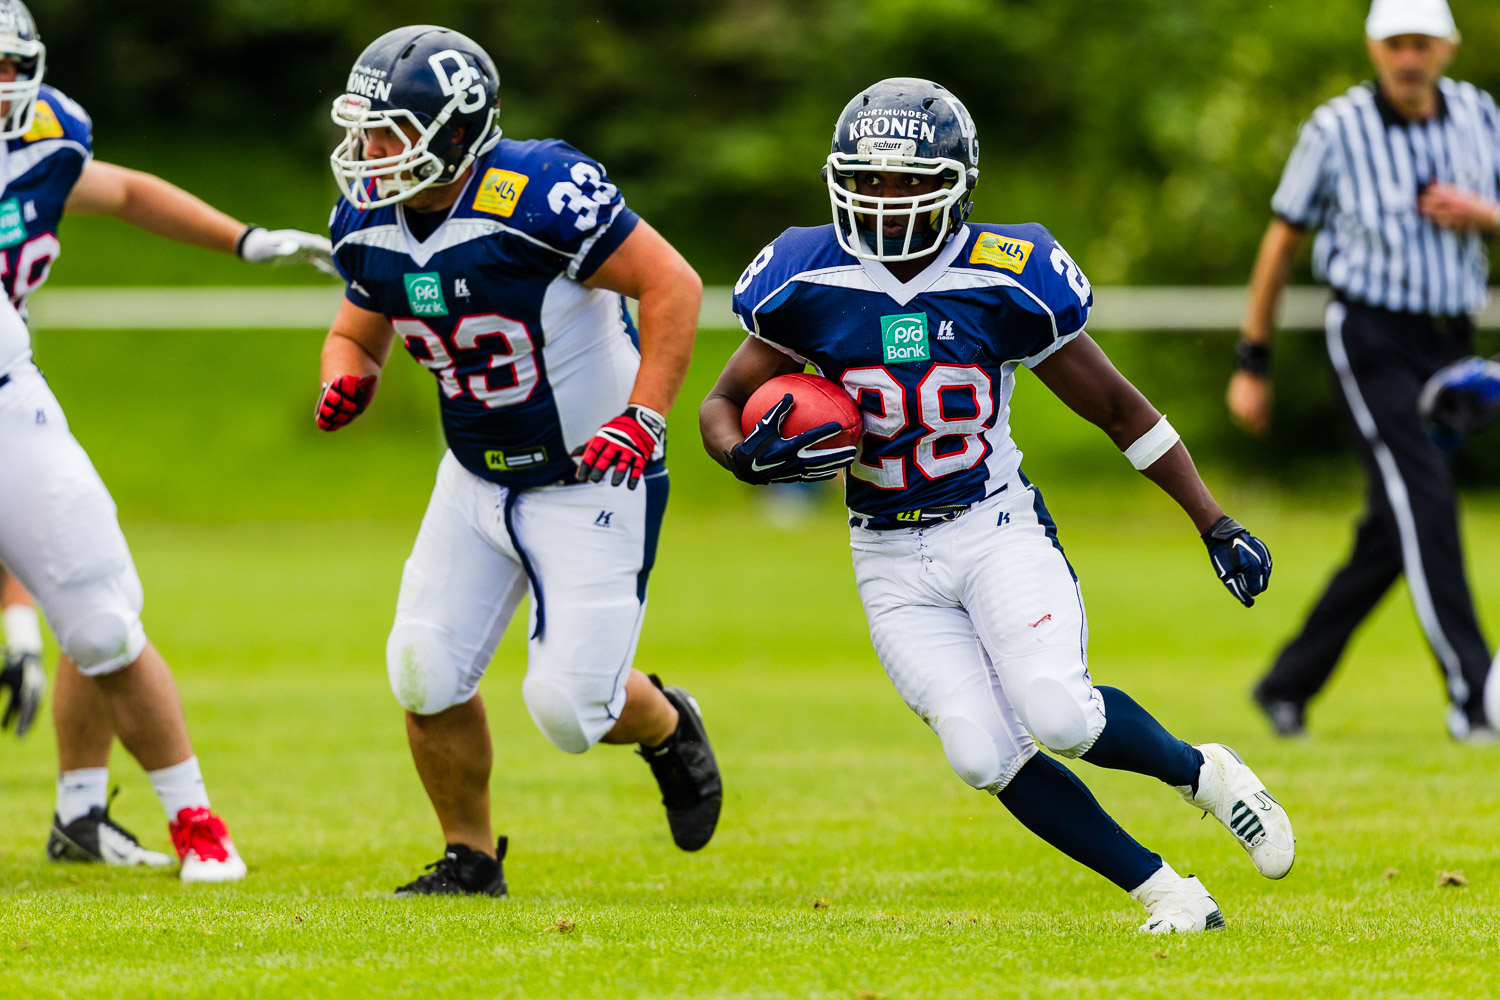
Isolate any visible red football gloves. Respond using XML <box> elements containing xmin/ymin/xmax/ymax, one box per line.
<box><xmin>576</xmin><ymin>403</ymin><xmax>667</xmax><ymax>489</ymax></box>
<box><xmin>316</xmin><ymin>374</ymin><xmax>377</xmax><ymax>431</ymax></box>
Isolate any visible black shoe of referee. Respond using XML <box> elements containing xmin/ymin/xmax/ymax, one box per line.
<box><xmin>639</xmin><ymin>675</ymin><xmax>722</xmax><ymax>852</ymax></box>
<box><xmin>1252</xmin><ymin>684</ymin><xmax>1306</xmax><ymax>738</ymax></box>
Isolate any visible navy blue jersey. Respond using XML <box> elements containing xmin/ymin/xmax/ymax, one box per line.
<box><xmin>732</xmin><ymin>223</ymin><xmax>1092</xmax><ymax>517</ymax></box>
<box><xmin>0</xmin><ymin>84</ymin><xmax>91</xmax><ymax>317</ymax></box>
<box><xmin>331</xmin><ymin>138</ymin><xmax>643</xmax><ymax>487</ymax></box>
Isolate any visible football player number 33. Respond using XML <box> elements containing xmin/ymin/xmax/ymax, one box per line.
<box><xmin>395</xmin><ymin>314</ymin><xmax>538</xmax><ymax>408</ymax></box>
<box><xmin>842</xmin><ymin>365</ymin><xmax>993</xmax><ymax>489</ymax></box>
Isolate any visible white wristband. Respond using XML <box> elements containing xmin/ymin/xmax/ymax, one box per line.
<box><xmin>1123</xmin><ymin>415</ymin><xmax>1181</xmax><ymax>471</ymax></box>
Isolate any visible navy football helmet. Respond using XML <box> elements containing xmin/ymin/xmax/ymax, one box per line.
<box><xmin>0</xmin><ymin>0</ymin><xmax>44</xmax><ymax>141</ymax></box>
<box><xmin>826</xmin><ymin>78</ymin><xmax>979</xmax><ymax>262</ymax></box>
<box><xmin>331</xmin><ymin>25</ymin><xmax>500</xmax><ymax>210</ymax></box>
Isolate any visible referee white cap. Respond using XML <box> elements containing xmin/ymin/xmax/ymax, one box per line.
<box><xmin>1366</xmin><ymin>0</ymin><xmax>1460</xmax><ymax>41</ymax></box>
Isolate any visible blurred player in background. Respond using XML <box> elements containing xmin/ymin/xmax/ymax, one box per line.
<box><xmin>319</xmin><ymin>25</ymin><xmax>719</xmax><ymax>896</ymax></box>
<box><xmin>703</xmin><ymin>78</ymin><xmax>1292</xmax><ymax>933</ymax></box>
<box><xmin>1229</xmin><ymin>0</ymin><xmax>1500</xmax><ymax>740</ymax></box>
<box><xmin>1419</xmin><ymin>352</ymin><xmax>1500</xmax><ymax>446</ymax></box>
<box><xmin>0</xmin><ymin>0</ymin><xmax>331</xmax><ymax>876</ymax></box>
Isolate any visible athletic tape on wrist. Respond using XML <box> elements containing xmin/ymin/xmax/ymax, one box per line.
<box><xmin>1123</xmin><ymin>415</ymin><xmax>1180</xmax><ymax>470</ymax></box>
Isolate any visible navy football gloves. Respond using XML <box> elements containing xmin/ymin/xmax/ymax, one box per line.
<box><xmin>1419</xmin><ymin>355</ymin><xmax>1500</xmax><ymax>451</ymax></box>
<box><xmin>576</xmin><ymin>404</ymin><xmax>668</xmax><ymax>489</ymax></box>
<box><xmin>727</xmin><ymin>393</ymin><xmax>858</xmax><ymax>485</ymax></box>
<box><xmin>0</xmin><ymin>650</ymin><xmax>44</xmax><ymax>738</ymax></box>
<box><xmin>1202</xmin><ymin>516</ymin><xmax>1272</xmax><ymax>607</ymax></box>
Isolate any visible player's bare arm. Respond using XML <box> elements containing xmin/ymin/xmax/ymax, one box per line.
<box><xmin>584</xmin><ymin>221</ymin><xmax>701</xmax><ymax>416</ymax></box>
<box><xmin>316</xmin><ymin>299</ymin><xmax>395</xmax><ymax>431</ymax></box>
<box><xmin>699</xmin><ymin>337</ymin><xmax>801</xmax><ymax>467</ymax></box>
<box><xmin>1032</xmin><ymin>334</ymin><xmax>1223</xmax><ymax>533</ymax></box>
<box><xmin>1033</xmin><ymin>333</ymin><xmax>1271</xmax><ymax>606</ymax></box>
<box><xmin>64</xmin><ymin>160</ymin><xmax>335</xmax><ymax>272</ymax></box>
<box><xmin>1228</xmin><ymin>218</ymin><xmax>1305</xmax><ymax>437</ymax></box>
<box><xmin>575</xmin><ymin>221</ymin><xmax>702</xmax><ymax>488</ymax></box>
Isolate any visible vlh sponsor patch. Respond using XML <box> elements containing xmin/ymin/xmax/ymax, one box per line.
<box><xmin>969</xmin><ymin>233</ymin><xmax>1033</xmax><ymax>274</ymax></box>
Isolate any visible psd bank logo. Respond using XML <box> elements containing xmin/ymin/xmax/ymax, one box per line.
<box><xmin>404</xmin><ymin>272</ymin><xmax>448</xmax><ymax>317</ymax></box>
<box><xmin>880</xmin><ymin>312</ymin><xmax>929</xmax><ymax>364</ymax></box>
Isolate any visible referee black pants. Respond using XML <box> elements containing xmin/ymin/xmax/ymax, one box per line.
<box><xmin>1257</xmin><ymin>299</ymin><xmax>1492</xmax><ymax>728</ymax></box>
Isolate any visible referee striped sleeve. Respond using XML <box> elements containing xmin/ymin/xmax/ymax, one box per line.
<box><xmin>1271</xmin><ymin>119</ymin><xmax>1332</xmax><ymax>227</ymax></box>
<box><xmin>1476</xmin><ymin>88</ymin><xmax>1500</xmax><ymax>187</ymax></box>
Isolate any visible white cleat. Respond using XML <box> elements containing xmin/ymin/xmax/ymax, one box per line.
<box><xmin>1177</xmin><ymin>743</ymin><xmax>1295</xmax><ymax>879</ymax></box>
<box><xmin>1130</xmin><ymin>865</ymin><xmax>1225</xmax><ymax>934</ymax></box>
<box><xmin>170</xmin><ymin>807</ymin><xmax>248</xmax><ymax>883</ymax></box>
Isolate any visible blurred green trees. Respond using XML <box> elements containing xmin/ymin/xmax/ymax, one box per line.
<box><xmin>37</xmin><ymin>0</ymin><xmax>1499</xmax><ymax>283</ymax></box>
<box><xmin>27</xmin><ymin>1</ymin><xmax>1500</xmax><ymax>483</ymax></box>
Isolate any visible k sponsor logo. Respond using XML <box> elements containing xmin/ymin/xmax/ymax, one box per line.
<box><xmin>403</xmin><ymin>272</ymin><xmax>448</xmax><ymax>317</ymax></box>
<box><xmin>473</xmin><ymin>168</ymin><xmax>528</xmax><ymax>217</ymax></box>
<box><xmin>969</xmin><ymin>233</ymin><xmax>1034</xmax><ymax>274</ymax></box>
<box><xmin>0</xmin><ymin>198</ymin><xmax>27</xmax><ymax>249</ymax></box>
<box><xmin>484</xmin><ymin>447</ymin><xmax>547</xmax><ymax>471</ymax></box>
<box><xmin>880</xmin><ymin>312</ymin><xmax>929</xmax><ymax>364</ymax></box>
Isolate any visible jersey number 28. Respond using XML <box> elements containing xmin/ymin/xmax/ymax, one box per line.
<box><xmin>841</xmin><ymin>365</ymin><xmax>994</xmax><ymax>489</ymax></box>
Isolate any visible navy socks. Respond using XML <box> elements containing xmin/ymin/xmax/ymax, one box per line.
<box><xmin>1081</xmin><ymin>686</ymin><xmax>1204</xmax><ymax>791</ymax></box>
<box><xmin>996</xmin><ymin>752</ymin><xmax>1163</xmax><ymax>891</ymax></box>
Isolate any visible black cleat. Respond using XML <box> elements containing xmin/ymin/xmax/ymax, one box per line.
<box><xmin>639</xmin><ymin>675</ymin><xmax>722</xmax><ymax>852</ymax></box>
<box><xmin>394</xmin><ymin>837</ymin><xmax>508</xmax><ymax>897</ymax></box>
<box><xmin>1252</xmin><ymin>685</ymin><xmax>1306</xmax><ymax>738</ymax></box>
<box><xmin>47</xmin><ymin>792</ymin><xmax>173</xmax><ymax>867</ymax></box>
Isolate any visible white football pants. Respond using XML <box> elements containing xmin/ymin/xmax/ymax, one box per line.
<box><xmin>0</xmin><ymin>364</ymin><xmax>147</xmax><ymax>675</ymax></box>
<box><xmin>851</xmin><ymin>474</ymin><xmax>1106</xmax><ymax>793</ymax></box>
<box><xmin>387</xmin><ymin>451</ymin><xmax>668</xmax><ymax>753</ymax></box>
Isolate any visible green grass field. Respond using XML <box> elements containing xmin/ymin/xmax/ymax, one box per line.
<box><xmin>2</xmin><ymin>330</ymin><xmax>1499</xmax><ymax>998</ymax></box>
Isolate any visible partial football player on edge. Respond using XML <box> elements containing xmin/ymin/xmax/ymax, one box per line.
<box><xmin>0</xmin><ymin>0</ymin><xmax>335</xmax><ymax>880</ymax></box>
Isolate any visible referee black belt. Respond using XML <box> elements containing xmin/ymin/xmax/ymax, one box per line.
<box><xmin>1335</xmin><ymin>295</ymin><xmax>1474</xmax><ymax>336</ymax></box>
<box><xmin>849</xmin><ymin>502</ymin><xmax>975</xmax><ymax>532</ymax></box>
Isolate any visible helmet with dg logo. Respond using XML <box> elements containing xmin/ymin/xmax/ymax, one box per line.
<box><xmin>330</xmin><ymin>25</ymin><xmax>500</xmax><ymax>210</ymax></box>
<box><xmin>825</xmin><ymin>78</ymin><xmax>979</xmax><ymax>262</ymax></box>
<box><xmin>0</xmin><ymin>0</ymin><xmax>45</xmax><ymax>141</ymax></box>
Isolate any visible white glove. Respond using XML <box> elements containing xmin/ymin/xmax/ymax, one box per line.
<box><xmin>237</xmin><ymin>226</ymin><xmax>339</xmax><ymax>277</ymax></box>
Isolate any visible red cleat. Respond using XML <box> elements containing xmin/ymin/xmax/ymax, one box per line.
<box><xmin>169</xmin><ymin>807</ymin><xmax>247</xmax><ymax>883</ymax></box>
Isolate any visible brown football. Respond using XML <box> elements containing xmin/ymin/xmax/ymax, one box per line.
<box><xmin>741</xmin><ymin>372</ymin><xmax>864</xmax><ymax>449</ymax></box>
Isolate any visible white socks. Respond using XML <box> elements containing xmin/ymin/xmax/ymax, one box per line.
<box><xmin>59</xmin><ymin>758</ymin><xmax>213</xmax><ymax>825</ymax></box>
<box><xmin>56</xmin><ymin>767</ymin><xmax>110</xmax><ymax>826</ymax></box>
<box><xmin>147</xmin><ymin>756</ymin><xmax>210</xmax><ymax>819</ymax></box>
<box><xmin>3</xmin><ymin>604</ymin><xmax>43</xmax><ymax>657</ymax></box>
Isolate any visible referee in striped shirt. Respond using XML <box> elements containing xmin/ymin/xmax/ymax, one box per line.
<box><xmin>1229</xmin><ymin>0</ymin><xmax>1499</xmax><ymax>741</ymax></box>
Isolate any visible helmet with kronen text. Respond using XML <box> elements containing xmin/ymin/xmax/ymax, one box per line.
<box><xmin>330</xmin><ymin>25</ymin><xmax>500</xmax><ymax>210</ymax></box>
<box><xmin>825</xmin><ymin>77</ymin><xmax>979</xmax><ymax>262</ymax></box>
